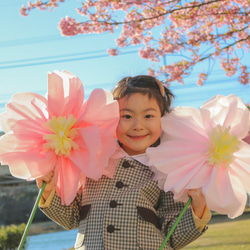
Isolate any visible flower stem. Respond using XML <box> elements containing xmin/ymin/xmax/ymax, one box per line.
<box><xmin>18</xmin><ymin>182</ymin><xmax>46</xmax><ymax>250</ymax></box>
<box><xmin>159</xmin><ymin>197</ymin><xmax>192</xmax><ymax>250</ymax></box>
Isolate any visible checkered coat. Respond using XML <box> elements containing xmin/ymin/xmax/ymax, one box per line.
<box><xmin>41</xmin><ymin>158</ymin><xmax>207</xmax><ymax>249</ymax></box>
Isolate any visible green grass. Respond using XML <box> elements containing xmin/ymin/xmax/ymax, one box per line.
<box><xmin>65</xmin><ymin>211</ymin><xmax>250</xmax><ymax>250</ymax></box>
<box><xmin>184</xmin><ymin>211</ymin><xmax>250</xmax><ymax>250</ymax></box>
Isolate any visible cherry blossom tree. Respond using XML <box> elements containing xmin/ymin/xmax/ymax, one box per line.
<box><xmin>20</xmin><ymin>0</ymin><xmax>250</xmax><ymax>85</ymax></box>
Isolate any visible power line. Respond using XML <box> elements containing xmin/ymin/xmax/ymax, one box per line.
<box><xmin>0</xmin><ymin>32</ymin><xmax>120</xmax><ymax>48</ymax></box>
<box><xmin>0</xmin><ymin>35</ymin><xmax>64</xmax><ymax>47</ymax></box>
<box><xmin>0</xmin><ymin>49</ymin><xmax>107</xmax><ymax>65</ymax></box>
<box><xmin>0</xmin><ymin>49</ymin><xmax>138</xmax><ymax>70</ymax></box>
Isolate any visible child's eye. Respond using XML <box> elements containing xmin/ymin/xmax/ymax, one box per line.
<box><xmin>145</xmin><ymin>114</ymin><xmax>153</xmax><ymax>119</ymax></box>
<box><xmin>122</xmin><ymin>114</ymin><xmax>132</xmax><ymax>119</ymax></box>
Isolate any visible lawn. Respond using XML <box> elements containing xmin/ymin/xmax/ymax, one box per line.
<box><xmin>183</xmin><ymin>211</ymin><xmax>250</xmax><ymax>250</ymax></box>
<box><xmin>65</xmin><ymin>211</ymin><xmax>250</xmax><ymax>250</ymax></box>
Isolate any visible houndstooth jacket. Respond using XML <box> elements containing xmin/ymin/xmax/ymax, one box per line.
<box><xmin>41</xmin><ymin>157</ymin><xmax>207</xmax><ymax>250</ymax></box>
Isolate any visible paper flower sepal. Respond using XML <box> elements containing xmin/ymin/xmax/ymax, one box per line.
<box><xmin>0</xmin><ymin>70</ymin><xmax>119</xmax><ymax>205</ymax></box>
<box><xmin>147</xmin><ymin>94</ymin><xmax>250</xmax><ymax>218</ymax></box>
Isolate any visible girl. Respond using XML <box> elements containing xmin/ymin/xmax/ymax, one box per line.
<box><xmin>37</xmin><ymin>75</ymin><xmax>210</xmax><ymax>249</ymax></box>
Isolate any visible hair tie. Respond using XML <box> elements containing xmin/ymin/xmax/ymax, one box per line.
<box><xmin>155</xmin><ymin>79</ymin><xmax>166</xmax><ymax>97</ymax></box>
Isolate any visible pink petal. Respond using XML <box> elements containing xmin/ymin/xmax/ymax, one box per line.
<box><xmin>0</xmin><ymin>92</ymin><xmax>48</xmax><ymax>133</ymax></box>
<box><xmin>47</xmin><ymin>70</ymin><xmax>84</xmax><ymax>118</ymax></box>
<box><xmin>70</xmin><ymin>125</ymin><xmax>117</xmax><ymax>180</ymax></box>
<box><xmin>0</xmin><ymin>131</ymin><xmax>57</xmax><ymax>179</ymax></box>
<box><xmin>163</xmin><ymin>158</ymin><xmax>209</xmax><ymax>193</ymax></box>
<box><xmin>234</xmin><ymin>144</ymin><xmax>250</xmax><ymax>174</ymax></box>
<box><xmin>147</xmin><ymin>140</ymin><xmax>208</xmax><ymax>174</ymax></box>
<box><xmin>0</xmin><ymin>151</ymin><xmax>56</xmax><ymax>180</ymax></box>
<box><xmin>93</xmin><ymin>127</ymin><xmax>118</xmax><ymax>177</ymax></box>
<box><xmin>232</xmin><ymin>147</ymin><xmax>250</xmax><ymax>194</ymax></box>
<box><xmin>54</xmin><ymin>157</ymin><xmax>82</xmax><ymax>205</ymax></box>
<box><xmin>203</xmin><ymin>166</ymin><xmax>247</xmax><ymax>218</ymax></box>
<box><xmin>70</xmin><ymin>126</ymin><xmax>102</xmax><ymax>179</ymax></box>
<box><xmin>161</xmin><ymin>107</ymin><xmax>207</xmax><ymax>142</ymax></box>
<box><xmin>79</xmin><ymin>89</ymin><xmax>119</xmax><ymax>137</ymax></box>
<box><xmin>200</xmin><ymin>95</ymin><xmax>250</xmax><ymax>138</ymax></box>
<box><xmin>103</xmin><ymin>145</ymin><xmax>126</xmax><ymax>178</ymax></box>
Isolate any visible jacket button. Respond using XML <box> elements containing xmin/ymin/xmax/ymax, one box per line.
<box><xmin>107</xmin><ymin>225</ymin><xmax>115</xmax><ymax>233</ymax></box>
<box><xmin>116</xmin><ymin>181</ymin><xmax>127</xmax><ymax>188</ymax></box>
<box><xmin>122</xmin><ymin>161</ymin><xmax>130</xmax><ymax>168</ymax></box>
<box><xmin>110</xmin><ymin>200</ymin><xmax>117</xmax><ymax>208</ymax></box>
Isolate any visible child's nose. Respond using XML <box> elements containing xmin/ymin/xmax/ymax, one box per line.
<box><xmin>133</xmin><ymin>118</ymin><xmax>144</xmax><ymax>130</ymax></box>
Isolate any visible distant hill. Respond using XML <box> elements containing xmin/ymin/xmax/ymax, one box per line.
<box><xmin>0</xmin><ymin>132</ymin><xmax>10</xmax><ymax>176</ymax></box>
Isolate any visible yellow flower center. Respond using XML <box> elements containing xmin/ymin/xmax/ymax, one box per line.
<box><xmin>206</xmin><ymin>125</ymin><xmax>241</xmax><ymax>167</ymax></box>
<box><xmin>43</xmin><ymin>115</ymin><xmax>79</xmax><ymax>157</ymax></box>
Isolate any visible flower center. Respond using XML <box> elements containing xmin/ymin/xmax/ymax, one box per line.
<box><xmin>206</xmin><ymin>125</ymin><xmax>240</xmax><ymax>167</ymax></box>
<box><xmin>43</xmin><ymin>115</ymin><xmax>79</xmax><ymax>157</ymax></box>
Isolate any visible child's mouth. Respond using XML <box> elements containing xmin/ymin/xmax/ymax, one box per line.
<box><xmin>128</xmin><ymin>135</ymin><xmax>147</xmax><ymax>140</ymax></box>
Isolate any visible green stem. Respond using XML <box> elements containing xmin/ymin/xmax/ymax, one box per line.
<box><xmin>159</xmin><ymin>197</ymin><xmax>192</xmax><ymax>250</ymax></box>
<box><xmin>18</xmin><ymin>182</ymin><xmax>46</xmax><ymax>250</ymax></box>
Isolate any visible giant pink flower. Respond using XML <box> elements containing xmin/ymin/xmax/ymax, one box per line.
<box><xmin>0</xmin><ymin>70</ymin><xmax>119</xmax><ymax>205</ymax></box>
<box><xmin>147</xmin><ymin>94</ymin><xmax>250</xmax><ymax>218</ymax></box>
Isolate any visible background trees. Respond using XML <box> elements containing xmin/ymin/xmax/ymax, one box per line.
<box><xmin>20</xmin><ymin>0</ymin><xmax>250</xmax><ymax>86</ymax></box>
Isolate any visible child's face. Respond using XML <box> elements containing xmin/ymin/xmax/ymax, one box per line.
<box><xmin>117</xmin><ymin>93</ymin><xmax>162</xmax><ymax>155</ymax></box>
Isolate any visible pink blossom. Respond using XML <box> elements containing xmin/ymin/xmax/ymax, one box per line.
<box><xmin>147</xmin><ymin>95</ymin><xmax>250</xmax><ymax>218</ymax></box>
<box><xmin>20</xmin><ymin>0</ymin><xmax>250</xmax><ymax>85</ymax></box>
<box><xmin>58</xmin><ymin>17</ymin><xmax>80</xmax><ymax>37</ymax></box>
<box><xmin>20</xmin><ymin>5</ymin><xmax>28</xmax><ymax>16</ymax></box>
<box><xmin>196</xmin><ymin>73</ymin><xmax>207</xmax><ymax>86</ymax></box>
<box><xmin>107</xmin><ymin>48</ymin><xmax>120</xmax><ymax>56</ymax></box>
<box><xmin>0</xmin><ymin>70</ymin><xmax>119</xmax><ymax>205</ymax></box>
<box><xmin>147</xmin><ymin>68</ymin><xmax>155</xmax><ymax>76</ymax></box>
<box><xmin>221</xmin><ymin>57</ymin><xmax>239</xmax><ymax>77</ymax></box>
<box><xmin>239</xmin><ymin>65</ymin><xmax>249</xmax><ymax>85</ymax></box>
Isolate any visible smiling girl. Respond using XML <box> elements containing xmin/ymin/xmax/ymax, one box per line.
<box><xmin>37</xmin><ymin>75</ymin><xmax>210</xmax><ymax>249</ymax></box>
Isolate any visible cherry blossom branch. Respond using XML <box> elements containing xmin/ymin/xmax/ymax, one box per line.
<box><xmin>20</xmin><ymin>0</ymin><xmax>250</xmax><ymax>85</ymax></box>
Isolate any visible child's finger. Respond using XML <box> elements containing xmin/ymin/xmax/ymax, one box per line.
<box><xmin>36</xmin><ymin>171</ymin><xmax>54</xmax><ymax>189</ymax></box>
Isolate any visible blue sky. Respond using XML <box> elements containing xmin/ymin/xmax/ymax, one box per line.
<box><xmin>0</xmin><ymin>1</ymin><xmax>250</xmax><ymax>132</ymax></box>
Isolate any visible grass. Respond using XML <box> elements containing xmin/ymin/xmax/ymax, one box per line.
<box><xmin>42</xmin><ymin>210</ymin><xmax>250</xmax><ymax>250</ymax></box>
<box><xmin>183</xmin><ymin>211</ymin><xmax>250</xmax><ymax>250</ymax></box>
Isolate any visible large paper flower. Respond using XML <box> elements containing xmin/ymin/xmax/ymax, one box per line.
<box><xmin>147</xmin><ymin>94</ymin><xmax>250</xmax><ymax>218</ymax></box>
<box><xmin>0</xmin><ymin>70</ymin><xmax>119</xmax><ymax>205</ymax></box>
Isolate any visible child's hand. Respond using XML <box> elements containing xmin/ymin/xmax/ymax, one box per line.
<box><xmin>36</xmin><ymin>171</ymin><xmax>55</xmax><ymax>201</ymax></box>
<box><xmin>187</xmin><ymin>188</ymin><xmax>206</xmax><ymax>219</ymax></box>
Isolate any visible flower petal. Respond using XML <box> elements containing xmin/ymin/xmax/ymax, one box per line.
<box><xmin>0</xmin><ymin>129</ymin><xmax>57</xmax><ymax>180</ymax></box>
<box><xmin>200</xmin><ymin>94</ymin><xmax>249</xmax><ymax>138</ymax></box>
<box><xmin>54</xmin><ymin>157</ymin><xmax>82</xmax><ymax>205</ymax></box>
<box><xmin>0</xmin><ymin>92</ymin><xmax>48</xmax><ymax>133</ymax></box>
<box><xmin>70</xmin><ymin>125</ymin><xmax>117</xmax><ymax>180</ymax></box>
<box><xmin>203</xmin><ymin>166</ymin><xmax>247</xmax><ymax>218</ymax></box>
<box><xmin>161</xmin><ymin>107</ymin><xmax>207</xmax><ymax>142</ymax></box>
<box><xmin>148</xmin><ymin>140</ymin><xmax>207</xmax><ymax>174</ymax></box>
<box><xmin>78</xmin><ymin>88</ymin><xmax>119</xmax><ymax>137</ymax></box>
<box><xmin>47</xmin><ymin>70</ymin><xmax>85</xmax><ymax>118</ymax></box>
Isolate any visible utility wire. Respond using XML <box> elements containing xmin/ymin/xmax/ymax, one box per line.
<box><xmin>0</xmin><ymin>49</ymin><xmax>108</xmax><ymax>65</ymax></box>
<box><xmin>0</xmin><ymin>50</ymin><xmax>138</xmax><ymax>70</ymax></box>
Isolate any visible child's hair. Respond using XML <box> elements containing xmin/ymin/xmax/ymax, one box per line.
<box><xmin>112</xmin><ymin>75</ymin><xmax>174</xmax><ymax>116</ymax></box>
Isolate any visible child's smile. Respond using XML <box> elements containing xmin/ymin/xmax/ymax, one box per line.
<box><xmin>116</xmin><ymin>93</ymin><xmax>162</xmax><ymax>155</ymax></box>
